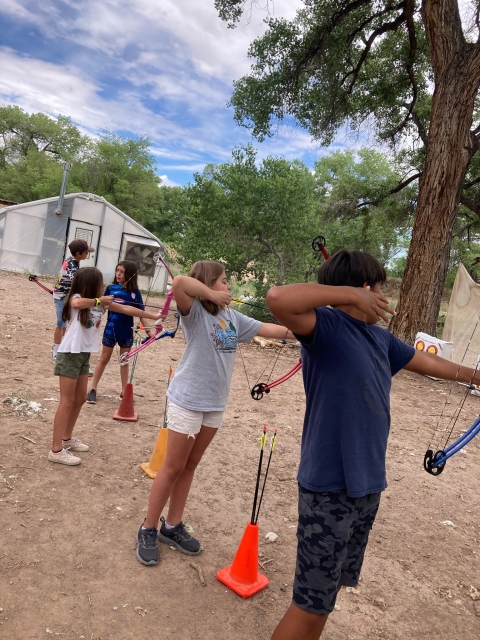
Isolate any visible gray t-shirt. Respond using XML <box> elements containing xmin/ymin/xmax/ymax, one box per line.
<box><xmin>167</xmin><ymin>298</ymin><xmax>261</xmax><ymax>412</ymax></box>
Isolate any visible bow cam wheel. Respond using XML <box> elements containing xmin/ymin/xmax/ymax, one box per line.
<box><xmin>251</xmin><ymin>383</ymin><xmax>269</xmax><ymax>401</ymax></box>
<box><xmin>423</xmin><ymin>449</ymin><xmax>446</xmax><ymax>475</ymax></box>
<box><xmin>312</xmin><ymin>236</ymin><xmax>326</xmax><ymax>252</ymax></box>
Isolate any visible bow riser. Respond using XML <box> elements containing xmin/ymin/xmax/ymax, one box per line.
<box><xmin>119</xmin><ymin>289</ymin><xmax>176</xmax><ymax>365</ymax></box>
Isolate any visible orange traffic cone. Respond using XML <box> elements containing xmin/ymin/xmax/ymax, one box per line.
<box><xmin>113</xmin><ymin>382</ymin><xmax>138</xmax><ymax>422</ymax></box>
<box><xmin>216</xmin><ymin>522</ymin><xmax>269</xmax><ymax>598</ymax></box>
<box><xmin>139</xmin><ymin>427</ymin><xmax>168</xmax><ymax>478</ymax></box>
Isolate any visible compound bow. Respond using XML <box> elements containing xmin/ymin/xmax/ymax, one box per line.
<box><xmin>249</xmin><ymin>235</ymin><xmax>330</xmax><ymax>400</ymax></box>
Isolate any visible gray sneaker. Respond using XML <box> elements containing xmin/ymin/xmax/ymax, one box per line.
<box><xmin>86</xmin><ymin>389</ymin><xmax>97</xmax><ymax>404</ymax></box>
<box><xmin>62</xmin><ymin>437</ymin><xmax>89</xmax><ymax>452</ymax></box>
<box><xmin>157</xmin><ymin>516</ymin><xmax>201</xmax><ymax>555</ymax></box>
<box><xmin>47</xmin><ymin>448</ymin><xmax>81</xmax><ymax>466</ymax></box>
<box><xmin>136</xmin><ymin>524</ymin><xmax>159</xmax><ymax>566</ymax></box>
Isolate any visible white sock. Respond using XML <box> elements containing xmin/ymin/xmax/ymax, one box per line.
<box><xmin>164</xmin><ymin>521</ymin><xmax>176</xmax><ymax>530</ymax></box>
<box><xmin>53</xmin><ymin>344</ymin><xmax>60</xmax><ymax>356</ymax></box>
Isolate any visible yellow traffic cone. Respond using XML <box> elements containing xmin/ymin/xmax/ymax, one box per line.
<box><xmin>139</xmin><ymin>427</ymin><xmax>168</xmax><ymax>478</ymax></box>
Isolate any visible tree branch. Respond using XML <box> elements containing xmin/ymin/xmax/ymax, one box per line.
<box><xmin>378</xmin><ymin>0</ymin><xmax>418</xmax><ymax>139</ymax></box>
<box><xmin>411</xmin><ymin>109</ymin><xmax>428</xmax><ymax>146</ymax></box>
<box><xmin>291</xmin><ymin>0</ymin><xmax>373</xmax><ymax>87</ymax></box>
<box><xmin>459</xmin><ymin>193</ymin><xmax>480</xmax><ymax>218</ymax></box>
<box><xmin>464</xmin><ymin>176</ymin><xmax>480</xmax><ymax>189</ymax></box>
<box><xmin>345</xmin><ymin>1</ymin><xmax>406</xmax><ymax>47</ymax></box>
<box><xmin>257</xmin><ymin>233</ymin><xmax>285</xmax><ymax>286</ymax></box>
<box><xmin>343</xmin><ymin>5</ymin><xmax>410</xmax><ymax>93</ymax></box>
<box><xmin>357</xmin><ymin>171</ymin><xmax>421</xmax><ymax>208</ymax></box>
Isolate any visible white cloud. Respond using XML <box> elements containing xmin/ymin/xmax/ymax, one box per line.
<box><xmin>159</xmin><ymin>175</ymin><xmax>180</xmax><ymax>187</ymax></box>
<box><xmin>0</xmin><ymin>1</ymin><xmax>338</xmax><ymax>182</ymax></box>
<box><xmin>0</xmin><ymin>47</ymin><xmax>231</xmax><ymax>156</ymax></box>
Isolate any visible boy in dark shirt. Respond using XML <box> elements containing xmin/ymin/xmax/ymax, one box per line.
<box><xmin>52</xmin><ymin>239</ymin><xmax>94</xmax><ymax>361</ymax></box>
<box><xmin>266</xmin><ymin>250</ymin><xmax>480</xmax><ymax>640</ymax></box>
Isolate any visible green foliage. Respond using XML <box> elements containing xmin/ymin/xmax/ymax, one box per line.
<box><xmin>0</xmin><ymin>150</ymin><xmax>66</xmax><ymax>202</ymax></box>
<box><xmin>314</xmin><ymin>149</ymin><xmax>415</xmax><ymax>265</ymax></box>
<box><xmin>0</xmin><ymin>104</ymin><xmax>87</xmax><ymax>164</ymax></box>
<box><xmin>222</xmin><ymin>2</ymin><xmax>431</xmax><ymax>146</ymax></box>
<box><xmin>69</xmin><ymin>132</ymin><xmax>162</xmax><ymax>228</ymax></box>
<box><xmin>178</xmin><ymin>144</ymin><xmax>318</xmax><ymax>295</ymax></box>
<box><xmin>148</xmin><ymin>186</ymin><xmax>194</xmax><ymax>244</ymax></box>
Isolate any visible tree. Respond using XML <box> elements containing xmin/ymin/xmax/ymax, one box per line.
<box><xmin>70</xmin><ymin>133</ymin><xmax>163</xmax><ymax>228</ymax></box>
<box><xmin>0</xmin><ymin>104</ymin><xmax>86</xmax><ymax>165</ymax></box>
<box><xmin>148</xmin><ymin>186</ymin><xmax>194</xmax><ymax>244</ymax></box>
<box><xmin>215</xmin><ymin>0</ymin><xmax>480</xmax><ymax>343</ymax></box>
<box><xmin>314</xmin><ymin>149</ymin><xmax>415</xmax><ymax>265</ymax></box>
<box><xmin>179</xmin><ymin>145</ymin><xmax>317</xmax><ymax>296</ymax></box>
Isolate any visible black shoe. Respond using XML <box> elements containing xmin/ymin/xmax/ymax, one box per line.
<box><xmin>157</xmin><ymin>516</ymin><xmax>201</xmax><ymax>555</ymax></box>
<box><xmin>87</xmin><ymin>389</ymin><xmax>97</xmax><ymax>404</ymax></box>
<box><xmin>136</xmin><ymin>524</ymin><xmax>159</xmax><ymax>565</ymax></box>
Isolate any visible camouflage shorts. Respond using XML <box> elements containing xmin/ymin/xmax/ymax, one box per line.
<box><xmin>293</xmin><ymin>485</ymin><xmax>381</xmax><ymax>615</ymax></box>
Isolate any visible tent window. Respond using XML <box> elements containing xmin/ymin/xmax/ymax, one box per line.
<box><xmin>75</xmin><ymin>227</ymin><xmax>93</xmax><ymax>246</ymax></box>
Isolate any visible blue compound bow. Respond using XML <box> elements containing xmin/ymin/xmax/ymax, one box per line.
<box><xmin>424</xmin><ymin>315</ymin><xmax>480</xmax><ymax>475</ymax></box>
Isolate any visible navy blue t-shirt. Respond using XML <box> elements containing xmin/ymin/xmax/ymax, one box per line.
<box><xmin>103</xmin><ymin>284</ymin><xmax>144</xmax><ymax>341</ymax></box>
<box><xmin>296</xmin><ymin>307</ymin><xmax>415</xmax><ymax>498</ymax></box>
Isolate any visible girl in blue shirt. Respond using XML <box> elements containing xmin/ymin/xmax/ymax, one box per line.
<box><xmin>87</xmin><ymin>261</ymin><xmax>144</xmax><ymax>404</ymax></box>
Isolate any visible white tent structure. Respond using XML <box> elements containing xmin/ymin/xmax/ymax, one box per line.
<box><xmin>442</xmin><ymin>263</ymin><xmax>480</xmax><ymax>367</ymax></box>
<box><xmin>0</xmin><ymin>193</ymin><xmax>169</xmax><ymax>292</ymax></box>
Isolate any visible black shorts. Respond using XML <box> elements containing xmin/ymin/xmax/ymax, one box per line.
<box><xmin>102</xmin><ymin>336</ymin><xmax>134</xmax><ymax>349</ymax></box>
<box><xmin>293</xmin><ymin>485</ymin><xmax>381</xmax><ymax>615</ymax></box>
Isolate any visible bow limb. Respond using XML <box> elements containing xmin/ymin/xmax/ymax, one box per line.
<box><xmin>424</xmin><ymin>415</ymin><xmax>480</xmax><ymax>475</ymax></box>
<box><xmin>28</xmin><ymin>274</ymin><xmax>53</xmax><ymax>295</ymax></box>
<box><xmin>119</xmin><ymin>289</ymin><xmax>176</xmax><ymax>365</ymax></box>
<box><xmin>153</xmin><ymin>251</ymin><xmax>174</xmax><ymax>281</ymax></box>
<box><xmin>250</xmin><ymin>359</ymin><xmax>302</xmax><ymax>400</ymax></box>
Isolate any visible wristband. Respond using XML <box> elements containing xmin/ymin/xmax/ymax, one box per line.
<box><xmin>95</xmin><ymin>298</ymin><xmax>101</xmax><ymax>307</ymax></box>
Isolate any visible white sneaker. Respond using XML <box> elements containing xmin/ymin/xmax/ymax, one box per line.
<box><xmin>47</xmin><ymin>448</ymin><xmax>81</xmax><ymax>466</ymax></box>
<box><xmin>62</xmin><ymin>437</ymin><xmax>89</xmax><ymax>452</ymax></box>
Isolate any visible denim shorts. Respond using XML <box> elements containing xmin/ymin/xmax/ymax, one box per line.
<box><xmin>166</xmin><ymin>400</ymin><xmax>224</xmax><ymax>439</ymax></box>
<box><xmin>102</xmin><ymin>335</ymin><xmax>134</xmax><ymax>349</ymax></box>
<box><xmin>293</xmin><ymin>486</ymin><xmax>381</xmax><ymax>615</ymax></box>
<box><xmin>54</xmin><ymin>297</ymin><xmax>68</xmax><ymax>329</ymax></box>
<box><xmin>54</xmin><ymin>352</ymin><xmax>91</xmax><ymax>378</ymax></box>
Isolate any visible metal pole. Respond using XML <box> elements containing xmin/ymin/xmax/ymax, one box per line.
<box><xmin>54</xmin><ymin>162</ymin><xmax>72</xmax><ymax>216</ymax></box>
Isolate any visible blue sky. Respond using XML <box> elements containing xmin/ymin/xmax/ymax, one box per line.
<box><xmin>0</xmin><ymin>0</ymin><xmax>348</xmax><ymax>187</ymax></box>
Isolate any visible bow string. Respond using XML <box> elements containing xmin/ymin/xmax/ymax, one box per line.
<box><xmin>247</xmin><ymin>235</ymin><xmax>330</xmax><ymax>400</ymax></box>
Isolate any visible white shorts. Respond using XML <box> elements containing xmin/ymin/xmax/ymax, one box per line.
<box><xmin>167</xmin><ymin>400</ymin><xmax>224</xmax><ymax>438</ymax></box>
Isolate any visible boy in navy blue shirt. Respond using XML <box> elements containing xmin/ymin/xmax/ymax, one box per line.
<box><xmin>266</xmin><ymin>250</ymin><xmax>480</xmax><ymax>640</ymax></box>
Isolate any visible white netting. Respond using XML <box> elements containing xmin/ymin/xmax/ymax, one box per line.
<box><xmin>442</xmin><ymin>263</ymin><xmax>480</xmax><ymax>368</ymax></box>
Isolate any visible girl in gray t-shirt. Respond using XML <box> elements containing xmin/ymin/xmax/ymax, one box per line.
<box><xmin>136</xmin><ymin>260</ymin><xmax>294</xmax><ymax>566</ymax></box>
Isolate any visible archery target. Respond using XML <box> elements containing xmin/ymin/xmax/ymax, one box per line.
<box><xmin>414</xmin><ymin>332</ymin><xmax>453</xmax><ymax>360</ymax></box>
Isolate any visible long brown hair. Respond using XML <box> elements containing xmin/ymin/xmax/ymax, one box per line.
<box><xmin>188</xmin><ymin>260</ymin><xmax>225</xmax><ymax>315</ymax></box>
<box><xmin>113</xmin><ymin>260</ymin><xmax>139</xmax><ymax>292</ymax></box>
<box><xmin>62</xmin><ymin>267</ymin><xmax>104</xmax><ymax>327</ymax></box>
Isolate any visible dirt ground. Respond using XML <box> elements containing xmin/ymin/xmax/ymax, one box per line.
<box><xmin>0</xmin><ymin>269</ymin><xmax>479</xmax><ymax>640</ymax></box>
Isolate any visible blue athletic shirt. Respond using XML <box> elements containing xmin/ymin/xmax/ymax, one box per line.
<box><xmin>296</xmin><ymin>307</ymin><xmax>415</xmax><ymax>498</ymax></box>
<box><xmin>103</xmin><ymin>284</ymin><xmax>144</xmax><ymax>342</ymax></box>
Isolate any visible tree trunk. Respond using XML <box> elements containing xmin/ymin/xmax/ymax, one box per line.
<box><xmin>390</xmin><ymin>1</ymin><xmax>480</xmax><ymax>344</ymax></box>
